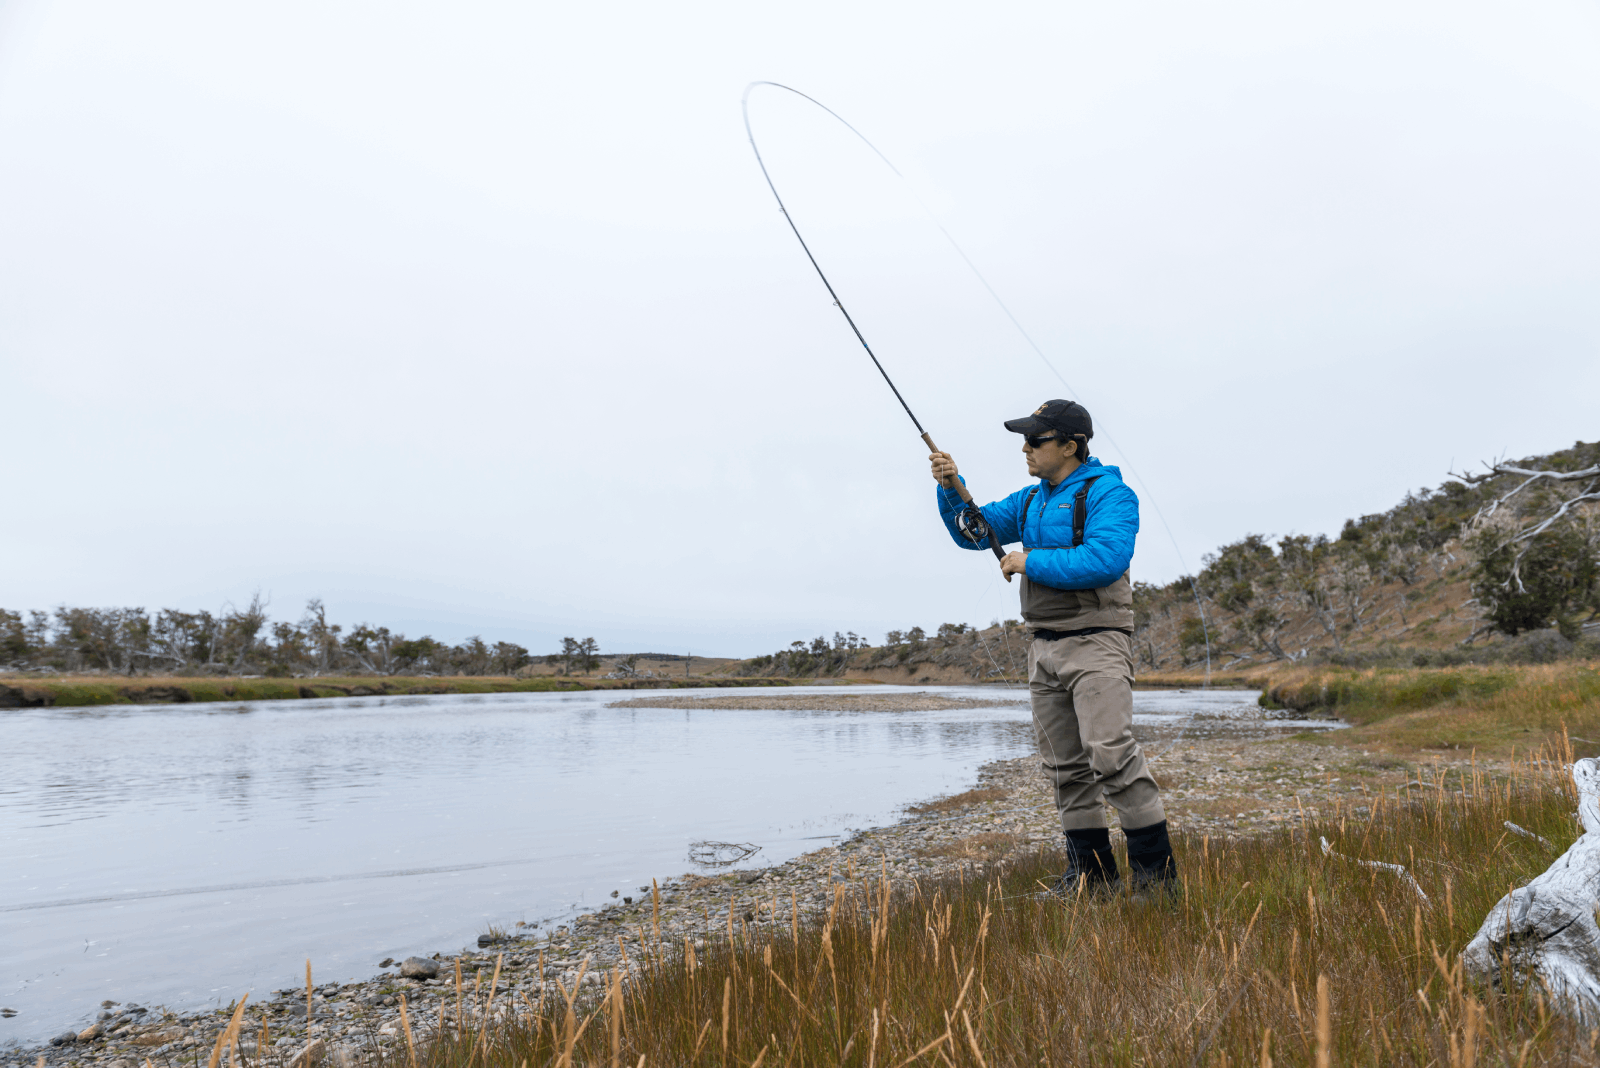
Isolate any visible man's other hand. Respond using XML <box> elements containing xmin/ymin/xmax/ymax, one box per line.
<box><xmin>1001</xmin><ymin>550</ymin><xmax>1028</xmax><ymax>578</ymax></box>
<box><xmin>929</xmin><ymin>451</ymin><xmax>961</xmax><ymax>489</ymax></box>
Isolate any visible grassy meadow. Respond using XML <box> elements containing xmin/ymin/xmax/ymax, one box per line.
<box><xmin>397</xmin><ymin>741</ymin><xmax>1588</xmax><ymax>1067</ymax></box>
<box><xmin>1265</xmin><ymin>661</ymin><xmax>1600</xmax><ymax>757</ymax></box>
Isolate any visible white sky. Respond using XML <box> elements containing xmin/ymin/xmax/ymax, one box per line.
<box><xmin>2</xmin><ymin>1</ymin><xmax>1597</xmax><ymax>657</ymax></box>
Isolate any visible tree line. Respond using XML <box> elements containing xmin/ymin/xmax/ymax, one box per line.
<box><xmin>0</xmin><ymin>595</ymin><xmax>591</xmax><ymax>677</ymax></box>
<box><xmin>1132</xmin><ymin>440</ymin><xmax>1599</xmax><ymax>669</ymax></box>
<box><xmin>736</xmin><ymin>624</ymin><xmax>994</xmax><ymax>678</ymax></box>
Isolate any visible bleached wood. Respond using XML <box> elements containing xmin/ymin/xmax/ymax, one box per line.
<box><xmin>1462</xmin><ymin>759</ymin><xmax>1600</xmax><ymax>1019</ymax></box>
<box><xmin>1319</xmin><ymin>836</ymin><xmax>1428</xmax><ymax>904</ymax></box>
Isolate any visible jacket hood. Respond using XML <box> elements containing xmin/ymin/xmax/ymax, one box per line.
<box><xmin>1048</xmin><ymin>457</ymin><xmax>1124</xmax><ymax>489</ymax></box>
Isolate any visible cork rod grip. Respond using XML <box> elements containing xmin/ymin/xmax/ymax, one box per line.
<box><xmin>921</xmin><ymin>432</ymin><xmax>975</xmax><ymax>504</ymax></box>
<box><xmin>924</xmin><ymin>431</ymin><xmax>1011</xmax><ymax>581</ymax></box>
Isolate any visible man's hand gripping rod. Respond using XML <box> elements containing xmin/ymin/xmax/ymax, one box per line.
<box><xmin>923</xmin><ymin>431</ymin><xmax>1011</xmax><ymax>583</ymax></box>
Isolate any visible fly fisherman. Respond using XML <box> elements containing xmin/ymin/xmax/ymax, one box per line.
<box><xmin>929</xmin><ymin>400</ymin><xmax>1176</xmax><ymax>898</ymax></box>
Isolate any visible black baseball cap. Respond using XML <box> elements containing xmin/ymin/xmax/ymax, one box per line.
<box><xmin>1003</xmin><ymin>399</ymin><xmax>1093</xmax><ymax>439</ymax></box>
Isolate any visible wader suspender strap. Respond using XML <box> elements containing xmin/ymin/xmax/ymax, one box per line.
<box><xmin>1021</xmin><ymin>476</ymin><xmax>1101</xmax><ymax>548</ymax></box>
<box><xmin>1072</xmin><ymin>476</ymin><xmax>1101</xmax><ymax>547</ymax></box>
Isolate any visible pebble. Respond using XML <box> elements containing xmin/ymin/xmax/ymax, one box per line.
<box><xmin>399</xmin><ymin>957</ymin><xmax>439</xmax><ymax>980</ymax></box>
<box><xmin>287</xmin><ymin>1038</ymin><xmax>326</xmax><ymax>1068</ymax></box>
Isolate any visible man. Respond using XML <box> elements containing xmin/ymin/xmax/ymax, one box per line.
<box><xmin>929</xmin><ymin>399</ymin><xmax>1175</xmax><ymax>897</ymax></box>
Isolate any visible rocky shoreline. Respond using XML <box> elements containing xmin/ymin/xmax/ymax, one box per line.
<box><xmin>11</xmin><ymin>708</ymin><xmax>1430</xmax><ymax>1068</ymax></box>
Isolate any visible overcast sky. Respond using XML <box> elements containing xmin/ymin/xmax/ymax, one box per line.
<box><xmin>2</xmin><ymin>1</ymin><xmax>1597</xmax><ymax>657</ymax></box>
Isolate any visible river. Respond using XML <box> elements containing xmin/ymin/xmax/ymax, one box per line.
<box><xmin>1</xmin><ymin>683</ymin><xmax>1293</xmax><ymax>1047</ymax></box>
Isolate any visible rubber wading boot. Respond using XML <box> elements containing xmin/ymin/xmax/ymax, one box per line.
<box><xmin>1037</xmin><ymin>827</ymin><xmax>1120</xmax><ymax>902</ymax></box>
<box><xmin>1124</xmin><ymin>820</ymin><xmax>1177</xmax><ymax>900</ymax></box>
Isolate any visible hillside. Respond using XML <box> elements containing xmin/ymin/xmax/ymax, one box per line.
<box><xmin>721</xmin><ymin>440</ymin><xmax>1600</xmax><ymax>682</ymax></box>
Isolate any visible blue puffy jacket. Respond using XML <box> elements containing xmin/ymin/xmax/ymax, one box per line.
<box><xmin>936</xmin><ymin>458</ymin><xmax>1139</xmax><ymax>590</ymax></box>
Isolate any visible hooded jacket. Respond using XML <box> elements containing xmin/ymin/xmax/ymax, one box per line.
<box><xmin>937</xmin><ymin>458</ymin><xmax>1139</xmax><ymax>632</ymax></box>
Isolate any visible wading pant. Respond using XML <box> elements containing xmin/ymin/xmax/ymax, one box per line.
<box><xmin>1028</xmin><ymin>630</ymin><xmax>1165</xmax><ymax>833</ymax></box>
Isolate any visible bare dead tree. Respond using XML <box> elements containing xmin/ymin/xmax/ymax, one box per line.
<box><xmin>1453</xmin><ymin>457</ymin><xmax>1600</xmax><ymax>638</ymax></box>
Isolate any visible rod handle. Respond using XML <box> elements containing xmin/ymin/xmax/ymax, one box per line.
<box><xmin>924</xmin><ymin>430</ymin><xmax>1007</xmax><ymax>579</ymax></box>
<box><xmin>993</xmin><ymin>541</ymin><xmax>1013</xmax><ymax>583</ymax></box>
<box><xmin>922</xmin><ymin>432</ymin><xmax>975</xmax><ymax>504</ymax></box>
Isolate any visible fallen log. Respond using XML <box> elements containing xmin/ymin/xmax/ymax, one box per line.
<box><xmin>1461</xmin><ymin>758</ymin><xmax>1599</xmax><ymax>1018</ymax></box>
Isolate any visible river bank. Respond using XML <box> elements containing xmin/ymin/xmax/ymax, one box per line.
<box><xmin>0</xmin><ymin>674</ymin><xmax>811</xmax><ymax>709</ymax></box>
<box><xmin>10</xmin><ymin>703</ymin><xmax>1412</xmax><ymax>1068</ymax></box>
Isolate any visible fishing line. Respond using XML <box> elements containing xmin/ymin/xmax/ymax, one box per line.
<box><xmin>742</xmin><ymin>80</ymin><xmax>1212</xmax><ymax>682</ymax></box>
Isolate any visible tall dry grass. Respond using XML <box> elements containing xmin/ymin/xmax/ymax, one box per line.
<box><xmin>1267</xmin><ymin>662</ymin><xmax>1600</xmax><ymax>753</ymax></box>
<box><xmin>396</xmin><ymin>741</ymin><xmax>1595</xmax><ymax>1067</ymax></box>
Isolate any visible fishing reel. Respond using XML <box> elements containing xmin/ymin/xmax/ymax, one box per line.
<box><xmin>955</xmin><ymin>504</ymin><xmax>993</xmax><ymax>547</ymax></box>
<box><xmin>956</xmin><ymin>502</ymin><xmax>1011</xmax><ymax>579</ymax></box>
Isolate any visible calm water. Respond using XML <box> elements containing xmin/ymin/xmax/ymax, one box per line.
<box><xmin>0</xmin><ymin>684</ymin><xmax>1286</xmax><ymax>1046</ymax></box>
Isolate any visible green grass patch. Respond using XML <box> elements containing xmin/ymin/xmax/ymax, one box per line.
<box><xmin>1265</xmin><ymin>662</ymin><xmax>1600</xmax><ymax>755</ymax></box>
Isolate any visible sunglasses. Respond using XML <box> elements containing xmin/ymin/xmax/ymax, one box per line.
<box><xmin>1024</xmin><ymin>433</ymin><xmax>1066</xmax><ymax>448</ymax></box>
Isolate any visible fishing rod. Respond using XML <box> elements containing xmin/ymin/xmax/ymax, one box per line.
<box><xmin>740</xmin><ymin>81</ymin><xmax>1215</xmax><ymax>678</ymax></box>
<box><xmin>740</xmin><ymin>81</ymin><xmax>1009</xmax><ymax>580</ymax></box>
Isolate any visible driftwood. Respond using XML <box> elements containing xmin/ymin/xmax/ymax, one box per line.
<box><xmin>1461</xmin><ymin>759</ymin><xmax>1599</xmax><ymax>1018</ymax></box>
<box><xmin>1319</xmin><ymin>836</ymin><xmax>1429</xmax><ymax>904</ymax></box>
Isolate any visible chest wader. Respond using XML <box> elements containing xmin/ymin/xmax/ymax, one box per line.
<box><xmin>1028</xmin><ymin>479</ymin><xmax>1177</xmax><ymax>901</ymax></box>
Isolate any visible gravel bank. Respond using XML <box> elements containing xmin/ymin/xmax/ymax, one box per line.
<box><xmin>15</xmin><ymin>711</ymin><xmax>1443</xmax><ymax>1068</ymax></box>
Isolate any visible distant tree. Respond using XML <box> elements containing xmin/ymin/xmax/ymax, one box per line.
<box><xmin>1239</xmin><ymin>606</ymin><xmax>1295</xmax><ymax>661</ymax></box>
<box><xmin>936</xmin><ymin>622</ymin><xmax>970</xmax><ymax>643</ymax></box>
<box><xmin>884</xmin><ymin>630</ymin><xmax>904</xmax><ymax>646</ymax></box>
<box><xmin>1178</xmin><ymin>617</ymin><xmax>1209</xmax><ymax>665</ymax></box>
<box><xmin>391</xmin><ymin>637</ymin><xmax>439</xmax><ymax>673</ymax></box>
<box><xmin>490</xmin><ymin>641</ymin><xmax>531</xmax><ymax>675</ymax></box>
<box><xmin>1472</xmin><ymin>527</ymin><xmax>1598</xmax><ymax>639</ymax></box>
<box><xmin>219</xmin><ymin>593</ymin><xmax>270</xmax><ymax>672</ymax></box>
<box><xmin>147</xmin><ymin>609</ymin><xmax>211</xmax><ymax>670</ymax></box>
<box><xmin>344</xmin><ymin>624</ymin><xmax>396</xmax><ymax>674</ymax></box>
<box><xmin>0</xmin><ymin>609</ymin><xmax>29</xmax><ymax>666</ymax></box>
<box><xmin>576</xmin><ymin>637</ymin><xmax>601</xmax><ymax>674</ymax></box>
<box><xmin>54</xmin><ymin>606</ymin><xmax>151</xmax><ymax>673</ymax></box>
<box><xmin>1220</xmin><ymin>582</ymin><xmax>1254</xmax><ymax>614</ymax></box>
<box><xmin>810</xmin><ymin>636</ymin><xmax>828</xmax><ymax>654</ymax></box>
<box><xmin>299</xmin><ymin>599</ymin><xmax>341</xmax><ymax>675</ymax></box>
<box><xmin>451</xmin><ymin>636</ymin><xmax>490</xmax><ymax>675</ymax></box>
<box><xmin>549</xmin><ymin>636</ymin><xmax>581</xmax><ymax>675</ymax></box>
<box><xmin>906</xmin><ymin>626</ymin><xmax>926</xmax><ymax>647</ymax></box>
<box><xmin>269</xmin><ymin>620</ymin><xmax>309</xmax><ymax>675</ymax></box>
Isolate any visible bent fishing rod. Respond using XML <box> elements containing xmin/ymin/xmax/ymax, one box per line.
<box><xmin>741</xmin><ymin>80</ymin><xmax>1010</xmax><ymax>580</ymax></box>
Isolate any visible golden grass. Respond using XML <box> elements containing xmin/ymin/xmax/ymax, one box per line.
<box><xmin>1270</xmin><ymin>662</ymin><xmax>1600</xmax><ymax>756</ymax></box>
<box><xmin>389</xmin><ymin>740</ymin><xmax>1593</xmax><ymax>1067</ymax></box>
<box><xmin>905</xmin><ymin>789</ymin><xmax>1008</xmax><ymax>815</ymax></box>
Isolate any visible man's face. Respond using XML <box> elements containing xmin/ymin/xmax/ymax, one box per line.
<box><xmin>1022</xmin><ymin>433</ymin><xmax>1077</xmax><ymax>482</ymax></box>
